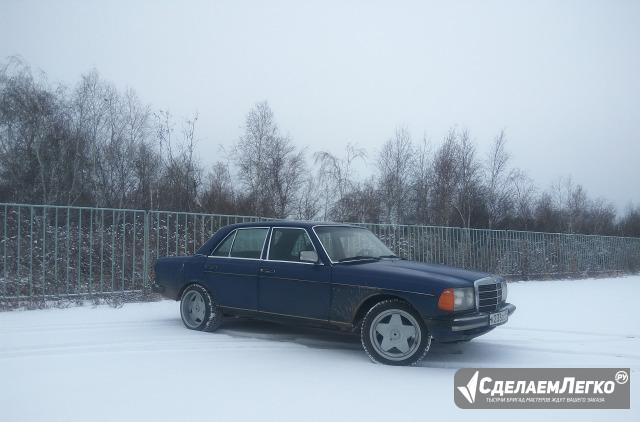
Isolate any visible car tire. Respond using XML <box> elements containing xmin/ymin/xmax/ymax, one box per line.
<box><xmin>361</xmin><ymin>299</ymin><xmax>431</xmax><ymax>366</ymax></box>
<box><xmin>180</xmin><ymin>284</ymin><xmax>222</xmax><ymax>332</ymax></box>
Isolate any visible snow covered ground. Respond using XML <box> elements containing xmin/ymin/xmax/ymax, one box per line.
<box><xmin>1</xmin><ymin>276</ymin><xmax>638</xmax><ymax>422</ymax></box>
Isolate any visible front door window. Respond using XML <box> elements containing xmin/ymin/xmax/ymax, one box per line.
<box><xmin>268</xmin><ymin>228</ymin><xmax>316</xmax><ymax>262</ymax></box>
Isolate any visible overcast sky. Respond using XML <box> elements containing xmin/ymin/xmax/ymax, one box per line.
<box><xmin>1</xmin><ymin>0</ymin><xmax>639</xmax><ymax>210</ymax></box>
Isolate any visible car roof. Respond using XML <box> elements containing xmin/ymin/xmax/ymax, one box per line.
<box><xmin>223</xmin><ymin>220</ymin><xmax>362</xmax><ymax>230</ymax></box>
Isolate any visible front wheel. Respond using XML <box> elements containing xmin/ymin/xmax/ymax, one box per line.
<box><xmin>180</xmin><ymin>284</ymin><xmax>222</xmax><ymax>332</ymax></box>
<box><xmin>361</xmin><ymin>299</ymin><xmax>431</xmax><ymax>366</ymax></box>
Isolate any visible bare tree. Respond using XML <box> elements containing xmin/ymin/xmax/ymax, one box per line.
<box><xmin>377</xmin><ymin>127</ymin><xmax>415</xmax><ymax>224</ymax></box>
<box><xmin>410</xmin><ymin>135</ymin><xmax>433</xmax><ymax>225</ymax></box>
<box><xmin>431</xmin><ymin>129</ymin><xmax>460</xmax><ymax>226</ymax></box>
<box><xmin>132</xmin><ymin>139</ymin><xmax>162</xmax><ymax>209</ymax></box>
<box><xmin>334</xmin><ymin>178</ymin><xmax>382</xmax><ymax>223</ymax></box>
<box><xmin>550</xmin><ymin>176</ymin><xmax>590</xmax><ymax>233</ymax></box>
<box><xmin>233</xmin><ymin>101</ymin><xmax>306</xmax><ymax>218</ymax></box>
<box><xmin>314</xmin><ymin>143</ymin><xmax>366</xmax><ymax>221</ymax></box>
<box><xmin>0</xmin><ymin>57</ymin><xmax>91</xmax><ymax>205</ymax></box>
<box><xmin>293</xmin><ymin>176</ymin><xmax>321</xmax><ymax>220</ymax></box>
<box><xmin>510</xmin><ymin>169</ymin><xmax>537</xmax><ymax>229</ymax></box>
<box><xmin>75</xmin><ymin>72</ymin><xmax>152</xmax><ymax>208</ymax></box>
<box><xmin>587</xmin><ymin>198</ymin><xmax>616</xmax><ymax>235</ymax></box>
<box><xmin>155</xmin><ymin>111</ymin><xmax>202</xmax><ymax>211</ymax></box>
<box><xmin>1</xmin><ymin>57</ymin><xmax>634</xmax><ymax>239</ymax></box>
<box><xmin>268</xmin><ymin>134</ymin><xmax>306</xmax><ymax>218</ymax></box>
<box><xmin>200</xmin><ymin>161</ymin><xmax>236</xmax><ymax>214</ymax></box>
<box><xmin>453</xmin><ymin>129</ymin><xmax>482</xmax><ymax>228</ymax></box>
<box><xmin>619</xmin><ymin>205</ymin><xmax>640</xmax><ymax>237</ymax></box>
<box><xmin>567</xmin><ymin>183</ymin><xmax>588</xmax><ymax>233</ymax></box>
<box><xmin>533</xmin><ymin>192</ymin><xmax>562</xmax><ymax>233</ymax></box>
<box><xmin>485</xmin><ymin>130</ymin><xmax>513</xmax><ymax>228</ymax></box>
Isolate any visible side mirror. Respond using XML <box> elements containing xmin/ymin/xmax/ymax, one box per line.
<box><xmin>299</xmin><ymin>250</ymin><xmax>318</xmax><ymax>263</ymax></box>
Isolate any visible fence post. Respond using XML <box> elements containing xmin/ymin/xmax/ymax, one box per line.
<box><xmin>143</xmin><ymin>211</ymin><xmax>149</xmax><ymax>289</ymax></box>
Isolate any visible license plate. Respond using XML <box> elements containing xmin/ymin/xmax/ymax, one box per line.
<box><xmin>489</xmin><ymin>309</ymin><xmax>508</xmax><ymax>326</ymax></box>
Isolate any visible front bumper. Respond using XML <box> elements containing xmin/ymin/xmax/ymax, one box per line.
<box><xmin>451</xmin><ymin>303</ymin><xmax>516</xmax><ymax>331</ymax></box>
<box><xmin>429</xmin><ymin>302</ymin><xmax>516</xmax><ymax>342</ymax></box>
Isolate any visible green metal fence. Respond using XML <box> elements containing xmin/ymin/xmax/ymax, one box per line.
<box><xmin>0</xmin><ymin>203</ymin><xmax>266</xmax><ymax>300</ymax></box>
<box><xmin>1</xmin><ymin>202</ymin><xmax>639</xmax><ymax>300</ymax></box>
<box><xmin>359</xmin><ymin>223</ymin><xmax>640</xmax><ymax>277</ymax></box>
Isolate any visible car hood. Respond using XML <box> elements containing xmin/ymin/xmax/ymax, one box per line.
<box><xmin>331</xmin><ymin>258</ymin><xmax>492</xmax><ymax>295</ymax></box>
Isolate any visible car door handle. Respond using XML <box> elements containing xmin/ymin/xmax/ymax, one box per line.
<box><xmin>259</xmin><ymin>267</ymin><xmax>275</xmax><ymax>274</ymax></box>
<box><xmin>203</xmin><ymin>263</ymin><xmax>218</xmax><ymax>272</ymax></box>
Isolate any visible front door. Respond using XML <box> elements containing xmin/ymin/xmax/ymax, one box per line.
<box><xmin>202</xmin><ymin>227</ymin><xmax>269</xmax><ymax>310</ymax></box>
<box><xmin>258</xmin><ymin>227</ymin><xmax>331</xmax><ymax>320</ymax></box>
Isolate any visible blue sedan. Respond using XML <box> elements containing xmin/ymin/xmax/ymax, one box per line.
<box><xmin>153</xmin><ymin>221</ymin><xmax>516</xmax><ymax>366</ymax></box>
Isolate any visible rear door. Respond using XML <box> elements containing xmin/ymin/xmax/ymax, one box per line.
<box><xmin>202</xmin><ymin>227</ymin><xmax>269</xmax><ymax>310</ymax></box>
<box><xmin>258</xmin><ymin>227</ymin><xmax>331</xmax><ymax>320</ymax></box>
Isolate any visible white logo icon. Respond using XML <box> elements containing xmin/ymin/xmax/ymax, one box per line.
<box><xmin>458</xmin><ymin>371</ymin><xmax>479</xmax><ymax>403</ymax></box>
<box><xmin>615</xmin><ymin>371</ymin><xmax>628</xmax><ymax>385</ymax></box>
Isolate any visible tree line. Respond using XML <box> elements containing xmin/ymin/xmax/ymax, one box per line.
<box><xmin>1</xmin><ymin>57</ymin><xmax>639</xmax><ymax>237</ymax></box>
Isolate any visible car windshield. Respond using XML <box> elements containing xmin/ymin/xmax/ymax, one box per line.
<box><xmin>314</xmin><ymin>226</ymin><xmax>396</xmax><ymax>262</ymax></box>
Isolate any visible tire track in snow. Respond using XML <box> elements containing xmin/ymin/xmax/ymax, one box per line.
<box><xmin>0</xmin><ymin>335</ymin><xmax>303</xmax><ymax>360</ymax></box>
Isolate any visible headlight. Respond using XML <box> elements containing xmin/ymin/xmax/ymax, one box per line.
<box><xmin>437</xmin><ymin>287</ymin><xmax>475</xmax><ymax>312</ymax></box>
<box><xmin>501</xmin><ymin>281</ymin><xmax>508</xmax><ymax>302</ymax></box>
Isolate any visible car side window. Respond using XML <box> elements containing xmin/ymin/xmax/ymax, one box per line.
<box><xmin>268</xmin><ymin>228</ymin><xmax>315</xmax><ymax>262</ymax></box>
<box><xmin>229</xmin><ymin>228</ymin><xmax>269</xmax><ymax>259</ymax></box>
<box><xmin>211</xmin><ymin>231</ymin><xmax>235</xmax><ymax>257</ymax></box>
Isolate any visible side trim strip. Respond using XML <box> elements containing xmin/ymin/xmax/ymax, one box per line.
<box><xmin>209</xmin><ymin>271</ymin><xmax>257</xmax><ymax>277</ymax></box>
<box><xmin>330</xmin><ymin>281</ymin><xmax>435</xmax><ymax>297</ymax></box>
<box><xmin>259</xmin><ymin>275</ymin><xmax>331</xmax><ymax>284</ymax></box>
<box><xmin>220</xmin><ymin>305</ymin><xmax>351</xmax><ymax>326</ymax></box>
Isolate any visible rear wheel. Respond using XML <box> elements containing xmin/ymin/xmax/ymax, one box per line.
<box><xmin>361</xmin><ymin>299</ymin><xmax>430</xmax><ymax>366</ymax></box>
<box><xmin>180</xmin><ymin>284</ymin><xmax>222</xmax><ymax>332</ymax></box>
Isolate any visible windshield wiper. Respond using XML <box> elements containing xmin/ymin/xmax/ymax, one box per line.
<box><xmin>337</xmin><ymin>255</ymin><xmax>381</xmax><ymax>263</ymax></box>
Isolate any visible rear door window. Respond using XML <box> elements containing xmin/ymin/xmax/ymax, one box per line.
<box><xmin>229</xmin><ymin>228</ymin><xmax>269</xmax><ymax>259</ymax></box>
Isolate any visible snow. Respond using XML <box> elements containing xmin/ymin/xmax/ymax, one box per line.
<box><xmin>1</xmin><ymin>276</ymin><xmax>639</xmax><ymax>422</ymax></box>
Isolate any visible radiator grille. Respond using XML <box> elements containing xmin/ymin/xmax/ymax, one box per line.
<box><xmin>477</xmin><ymin>282</ymin><xmax>503</xmax><ymax>313</ymax></box>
